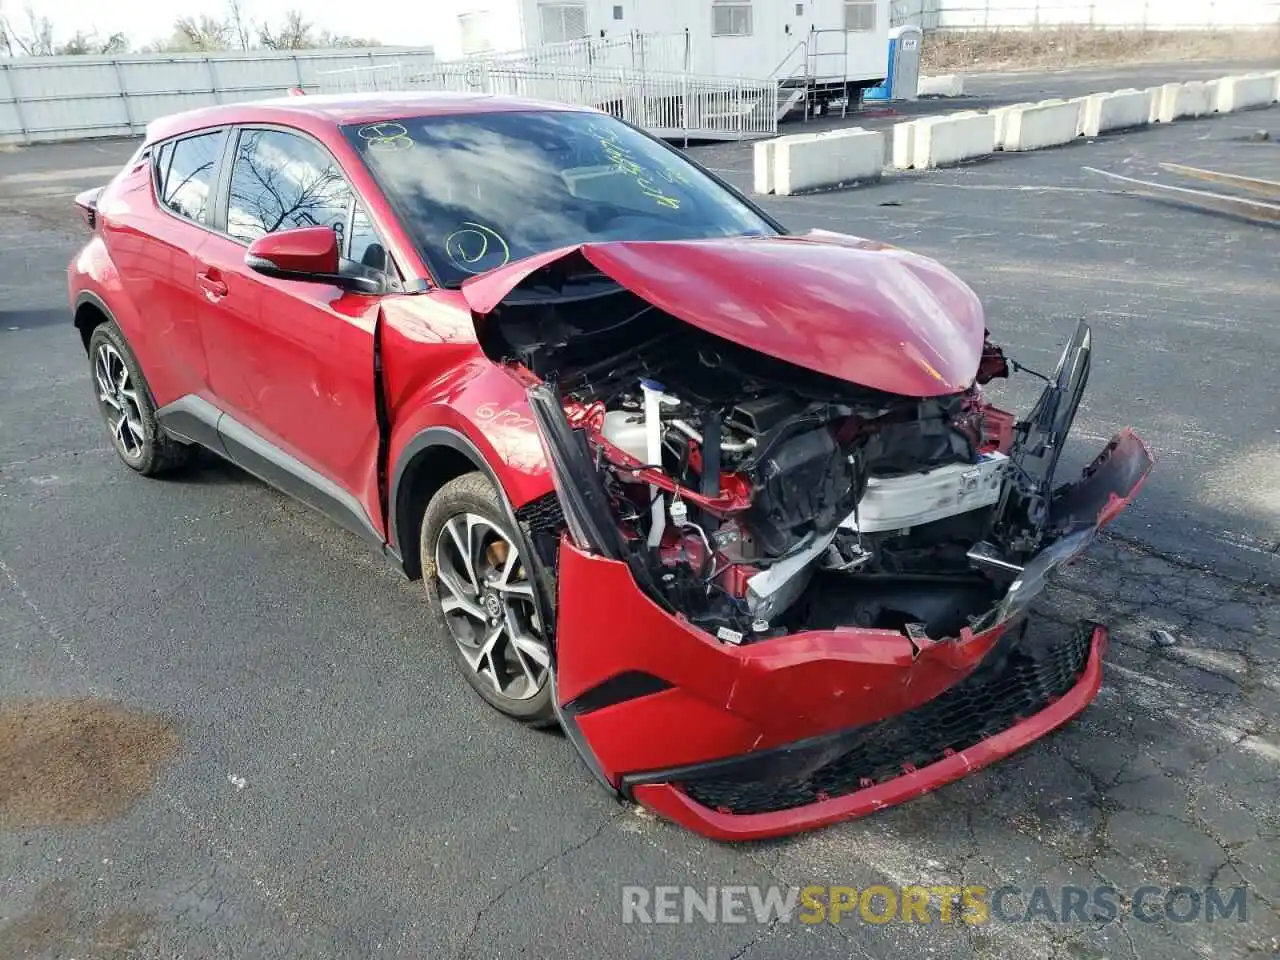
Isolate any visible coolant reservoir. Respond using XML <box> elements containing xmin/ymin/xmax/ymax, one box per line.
<box><xmin>601</xmin><ymin>410</ymin><xmax>649</xmax><ymax>463</ymax></box>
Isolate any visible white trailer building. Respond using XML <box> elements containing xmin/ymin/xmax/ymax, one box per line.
<box><xmin>430</xmin><ymin>0</ymin><xmax>891</xmax><ymax>105</ymax></box>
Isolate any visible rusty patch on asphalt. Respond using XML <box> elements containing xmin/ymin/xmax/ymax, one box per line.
<box><xmin>0</xmin><ymin>699</ymin><xmax>179</xmax><ymax>828</ymax></box>
<box><xmin>0</xmin><ymin>880</ymin><xmax>153</xmax><ymax>959</ymax></box>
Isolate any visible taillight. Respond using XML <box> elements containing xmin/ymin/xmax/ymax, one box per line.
<box><xmin>74</xmin><ymin>187</ymin><xmax>103</xmax><ymax>230</ymax></box>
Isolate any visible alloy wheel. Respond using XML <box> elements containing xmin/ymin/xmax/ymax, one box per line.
<box><xmin>434</xmin><ymin>513</ymin><xmax>549</xmax><ymax>701</ymax></box>
<box><xmin>94</xmin><ymin>343</ymin><xmax>145</xmax><ymax>460</ymax></box>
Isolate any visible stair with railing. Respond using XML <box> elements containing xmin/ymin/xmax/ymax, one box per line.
<box><xmin>772</xmin><ymin>28</ymin><xmax>853</xmax><ymax>122</ymax></box>
<box><xmin>317</xmin><ymin>29</ymin><xmax>863</xmax><ymax>140</ymax></box>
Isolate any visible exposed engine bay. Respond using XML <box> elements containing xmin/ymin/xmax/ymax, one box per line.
<box><xmin>482</xmin><ymin>269</ymin><xmax>1114</xmax><ymax>646</ymax></box>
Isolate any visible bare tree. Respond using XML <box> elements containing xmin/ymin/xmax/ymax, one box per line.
<box><xmin>2</xmin><ymin>0</ymin><xmax>379</xmax><ymax>56</ymax></box>
<box><xmin>226</xmin><ymin>0</ymin><xmax>252</xmax><ymax>51</ymax></box>
<box><xmin>0</xmin><ymin>1</ymin><xmax>12</xmax><ymax>56</ymax></box>
<box><xmin>164</xmin><ymin>14</ymin><xmax>234</xmax><ymax>52</ymax></box>
<box><xmin>57</xmin><ymin>30</ymin><xmax>128</xmax><ymax>54</ymax></box>
<box><xmin>258</xmin><ymin>9</ymin><xmax>313</xmax><ymax>50</ymax></box>
<box><xmin>2</xmin><ymin>3</ymin><xmax>55</xmax><ymax>55</ymax></box>
<box><xmin>317</xmin><ymin>31</ymin><xmax>380</xmax><ymax>48</ymax></box>
<box><xmin>0</xmin><ymin>2</ymin><xmax>128</xmax><ymax>55</ymax></box>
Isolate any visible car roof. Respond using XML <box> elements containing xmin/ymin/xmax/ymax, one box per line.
<box><xmin>145</xmin><ymin>91</ymin><xmax>591</xmax><ymax>143</ymax></box>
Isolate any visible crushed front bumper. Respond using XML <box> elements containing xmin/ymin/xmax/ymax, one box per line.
<box><xmin>544</xmin><ymin>429</ymin><xmax>1152</xmax><ymax>840</ymax></box>
<box><xmin>626</xmin><ymin>622</ymin><xmax>1105</xmax><ymax>841</ymax></box>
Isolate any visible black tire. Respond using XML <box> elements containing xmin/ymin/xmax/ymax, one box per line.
<box><xmin>420</xmin><ymin>472</ymin><xmax>556</xmax><ymax>725</ymax></box>
<box><xmin>87</xmin><ymin>321</ymin><xmax>196</xmax><ymax>477</ymax></box>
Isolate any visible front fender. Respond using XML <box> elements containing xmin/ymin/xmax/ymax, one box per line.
<box><xmin>382</xmin><ymin>302</ymin><xmax>554</xmax><ymax>574</ymax></box>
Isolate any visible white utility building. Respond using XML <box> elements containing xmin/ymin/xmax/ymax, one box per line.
<box><xmin>430</xmin><ymin>0</ymin><xmax>891</xmax><ymax>102</ymax></box>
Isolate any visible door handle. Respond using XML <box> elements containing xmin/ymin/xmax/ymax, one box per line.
<box><xmin>196</xmin><ymin>269</ymin><xmax>228</xmax><ymax>301</ymax></box>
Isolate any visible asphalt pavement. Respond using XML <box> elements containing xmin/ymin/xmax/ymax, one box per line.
<box><xmin>1</xmin><ymin>65</ymin><xmax>1277</xmax><ymax>960</ymax></box>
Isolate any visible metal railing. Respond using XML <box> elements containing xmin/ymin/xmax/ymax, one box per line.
<box><xmin>891</xmin><ymin>0</ymin><xmax>1280</xmax><ymax>30</ymax></box>
<box><xmin>317</xmin><ymin>62</ymin><xmax>405</xmax><ymax>94</ymax></box>
<box><xmin>768</xmin><ymin>38</ymin><xmax>810</xmax><ymax>84</ymax></box>
<box><xmin>318</xmin><ymin>38</ymin><xmax>778</xmax><ymax>140</ymax></box>
<box><xmin>807</xmin><ymin>28</ymin><xmax>850</xmax><ymax>84</ymax></box>
<box><xmin>481</xmin><ymin>31</ymin><xmax>692</xmax><ymax>74</ymax></box>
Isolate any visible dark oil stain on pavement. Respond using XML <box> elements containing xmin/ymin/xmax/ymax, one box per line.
<box><xmin>0</xmin><ymin>698</ymin><xmax>179</xmax><ymax>828</ymax></box>
<box><xmin>0</xmin><ymin>880</ymin><xmax>153</xmax><ymax>959</ymax></box>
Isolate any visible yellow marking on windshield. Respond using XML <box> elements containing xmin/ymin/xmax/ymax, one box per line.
<box><xmin>586</xmin><ymin>122</ymin><xmax>685</xmax><ymax>211</ymax></box>
<box><xmin>445</xmin><ymin>222</ymin><xmax>511</xmax><ymax>273</ymax></box>
<box><xmin>357</xmin><ymin>122</ymin><xmax>413</xmax><ymax>153</ymax></box>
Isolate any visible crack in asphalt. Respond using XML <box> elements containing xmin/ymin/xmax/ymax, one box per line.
<box><xmin>725</xmin><ymin>913</ymin><xmax>785</xmax><ymax>960</ymax></box>
<box><xmin>453</xmin><ymin>809</ymin><xmax>628</xmax><ymax>960</ymax></box>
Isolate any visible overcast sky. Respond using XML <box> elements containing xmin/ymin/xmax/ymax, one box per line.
<box><xmin>14</xmin><ymin>0</ymin><xmax>432</xmax><ymax>48</ymax></box>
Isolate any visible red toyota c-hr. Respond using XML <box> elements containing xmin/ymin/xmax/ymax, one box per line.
<box><xmin>69</xmin><ymin>93</ymin><xmax>1152</xmax><ymax>840</ymax></box>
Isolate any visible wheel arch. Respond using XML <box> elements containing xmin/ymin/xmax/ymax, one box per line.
<box><xmin>391</xmin><ymin>427</ymin><xmax>509</xmax><ymax>581</ymax></box>
<box><xmin>73</xmin><ymin>291</ymin><xmax>115</xmax><ymax>353</ymax></box>
<box><xmin>392</xmin><ymin>424</ymin><xmax>559</xmax><ymax>662</ymax></box>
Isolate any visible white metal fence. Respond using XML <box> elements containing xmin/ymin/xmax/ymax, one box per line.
<box><xmin>891</xmin><ymin>0</ymin><xmax>1280</xmax><ymax>30</ymax></box>
<box><xmin>0</xmin><ymin>47</ymin><xmax>435</xmax><ymax>145</ymax></box>
<box><xmin>319</xmin><ymin>58</ymin><xmax>779</xmax><ymax>140</ymax></box>
<box><xmin>317</xmin><ymin>33</ymin><xmax>690</xmax><ymax>90</ymax></box>
<box><xmin>318</xmin><ymin>32</ymin><xmax>776</xmax><ymax>141</ymax></box>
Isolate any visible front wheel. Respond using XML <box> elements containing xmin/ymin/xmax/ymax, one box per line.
<box><xmin>420</xmin><ymin>472</ymin><xmax>555</xmax><ymax>725</ymax></box>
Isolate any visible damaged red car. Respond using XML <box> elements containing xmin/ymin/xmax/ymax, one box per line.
<box><xmin>68</xmin><ymin>94</ymin><xmax>1153</xmax><ymax>840</ymax></box>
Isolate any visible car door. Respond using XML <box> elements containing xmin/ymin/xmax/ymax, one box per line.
<box><xmin>194</xmin><ymin>125</ymin><xmax>389</xmax><ymax>542</ymax></box>
<box><xmin>107</xmin><ymin>128</ymin><xmax>226</xmax><ymax>411</ymax></box>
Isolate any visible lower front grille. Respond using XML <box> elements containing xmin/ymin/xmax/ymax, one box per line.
<box><xmin>675</xmin><ymin>622</ymin><xmax>1094</xmax><ymax>816</ymax></box>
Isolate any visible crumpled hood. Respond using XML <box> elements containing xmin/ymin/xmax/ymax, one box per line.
<box><xmin>461</xmin><ymin>230</ymin><xmax>987</xmax><ymax>398</ymax></box>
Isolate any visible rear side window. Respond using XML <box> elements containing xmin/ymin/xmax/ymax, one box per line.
<box><xmin>154</xmin><ymin>131</ymin><xmax>225</xmax><ymax>224</ymax></box>
<box><xmin>226</xmin><ymin>129</ymin><xmax>352</xmax><ymax>243</ymax></box>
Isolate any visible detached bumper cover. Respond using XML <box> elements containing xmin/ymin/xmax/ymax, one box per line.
<box><xmin>627</xmin><ymin>623</ymin><xmax>1105</xmax><ymax>841</ymax></box>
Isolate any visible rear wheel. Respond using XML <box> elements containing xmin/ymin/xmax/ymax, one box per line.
<box><xmin>87</xmin><ymin>322</ymin><xmax>195</xmax><ymax>476</ymax></box>
<box><xmin>420</xmin><ymin>472</ymin><xmax>555</xmax><ymax>725</ymax></box>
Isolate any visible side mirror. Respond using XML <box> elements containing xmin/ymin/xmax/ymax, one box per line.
<box><xmin>245</xmin><ymin>226</ymin><xmax>381</xmax><ymax>294</ymax></box>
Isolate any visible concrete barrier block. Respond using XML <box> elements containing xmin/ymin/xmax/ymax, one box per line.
<box><xmin>835</xmin><ymin>129</ymin><xmax>886</xmax><ymax>186</ymax></box>
<box><xmin>1268</xmin><ymin>70</ymin><xmax>1280</xmax><ymax>102</ymax></box>
<box><xmin>1155</xmin><ymin>83</ymin><xmax>1180</xmax><ymax>122</ymax></box>
<box><xmin>1080</xmin><ymin>89</ymin><xmax>1150</xmax><ymax>137</ymax></box>
<box><xmin>1069</xmin><ymin>96</ymin><xmax>1092</xmax><ymax>135</ymax></box>
<box><xmin>992</xmin><ymin>101</ymin><xmax>1034</xmax><ymax>149</ymax></box>
<box><xmin>1156</xmin><ymin>81</ymin><xmax>1210</xmax><ymax>123</ymax></box>
<box><xmin>1217</xmin><ymin>73</ymin><xmax>1277</xmax><ymax>112</ymax></box>
<box><xmin>918</xmin><ymin>74</ymin><xmax>965</xmax><ymax>98</ymax></box>
<box><xmin>773</xmin><ymin>128</ymin><xmax>885</xmax><ymax>195</ymax></box>
<box><xmin>1002</xmin><ymin>99</ymin><xmax>1082</xmax><ymax>152</ymax></box>
<box><xmin>1183</xmin><ymin>81</ymin><xmax>1212</xmax><ymax>117</ymax></box>
<box><xmin>753</xmin><ymin>139</ymin><xmax>777</xmax><ymax>194</ymax></box>
<box><xmin>915</xmin><ymin>112</ymin><xmax>996</xmax><ymax>169</ymax></box>
<box><xmin>891</xmin><ymin>120</ymin><xmax>919</xmax><ymax>169</ymax></box>
<box><xmin>1203</xmin><ymin>79</ymin><xmax>1221</xmax><ymax>112</ymax></box>
<box><xmin>1145</xmin><ymin>86</ymin><xmax>1161</xmax><ymax>124</ymax></box>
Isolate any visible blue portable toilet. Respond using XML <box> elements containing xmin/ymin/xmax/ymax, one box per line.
<box><xmin>864</xmin><ymin>26</ymin><xmax>923</xmax><ymax>102</ymax></box>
